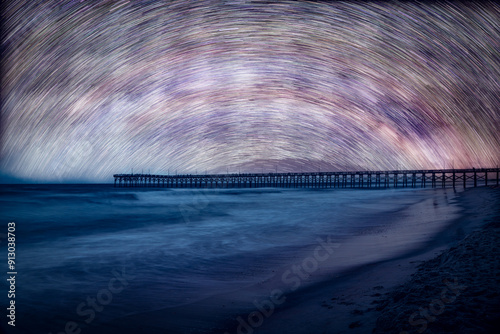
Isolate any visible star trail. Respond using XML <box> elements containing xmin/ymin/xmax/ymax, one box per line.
<box><xmin>1</xmin><ymin>0</ymin><xmax>499</xmax><ymax>182</ymax></box>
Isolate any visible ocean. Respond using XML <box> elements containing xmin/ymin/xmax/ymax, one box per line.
<box><xmin>0</xmin><ymin>184</ymin><xmax>461</xmax><ymax>334</ymax></box>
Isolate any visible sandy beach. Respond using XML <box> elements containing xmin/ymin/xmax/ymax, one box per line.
<box><xmin>374</xmin><ymin>187</ymin><xmax>500</xmax><ymax>334</ymax></box>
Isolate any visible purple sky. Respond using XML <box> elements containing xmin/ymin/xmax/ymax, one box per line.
<box><xmin>1</xmin><ymin>0</ymin><xmax>499</xmax><ymax>182</ymax></box>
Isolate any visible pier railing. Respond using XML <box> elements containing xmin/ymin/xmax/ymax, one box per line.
<box><xmin>113</xmin><ymin>168</ymin><xmax>500</xmax><ymax>189</ymax></box>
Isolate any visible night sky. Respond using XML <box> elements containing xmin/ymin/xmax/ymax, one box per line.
<box><xmin>1</xmin><ymin>0</ymin><xmax>499</xmax><ymax>182</ymax></box>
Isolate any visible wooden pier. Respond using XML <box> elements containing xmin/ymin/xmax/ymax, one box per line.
<box><xmin>114</xmin><ymin>168</ymin><xmax>499</xmax><ymax>189</ymax></box>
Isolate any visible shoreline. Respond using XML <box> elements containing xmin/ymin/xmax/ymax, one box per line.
<box><xmin>216</xmin><ymin>186</ymin><xmax>500</xmax><ymax>334</ymax></box>
<box><xmin>374</xmin><ymin>186</ymin><xmax>500</xmax><ymax>334</ymax></box>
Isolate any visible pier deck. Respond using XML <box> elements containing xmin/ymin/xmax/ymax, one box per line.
<box><xmin>113</xmin><ymin>168</ymin><xmax>500</xmax><ymax>189</ymax></box>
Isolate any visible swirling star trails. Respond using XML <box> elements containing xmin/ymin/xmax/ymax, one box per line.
<box><xmin>1</xmin><ymin>0</ymin><xmax>499</xmax><ymax>182</ymax></box>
